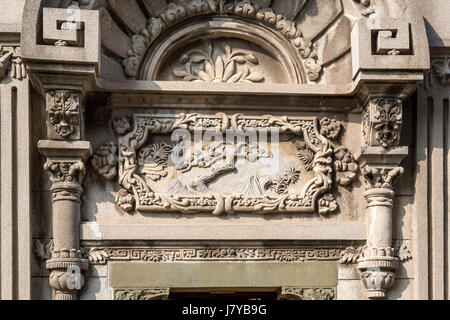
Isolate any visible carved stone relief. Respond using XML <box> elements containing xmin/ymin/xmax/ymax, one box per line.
<box><xmin>0</xmin><ymin>46</ymin><xmax>26</xmax><ymax>81</ymax></box>
<box><xmin>80</xmin><ymin>247</ymin><xmax>342</xmax><ymax>265</ymax></box>
<box><xmin>46</xmin><ymin>90</ymin><xmax>81</xmax><ymax>140</ymax></box>
<box><xmin>278</xmin><ymin>287</ymin><xmax>336</xmax><ymax>300</ymax></box>
<box><xmin>114</xmin><ymin>288</ymin><xmax>170</xmax><ymax>300</ymax></box>
<box><xmin>122</xmin><ymin>0</ymin><xmax>321</xmax><ymax>82</ymax></box>
<box><xmin>171</xmin><ymin>41</ymin><xmax>265</xmax><ymax>83</ymax></box>
<box><xmin>362</xmin><ymin>98</ymin><xmax>402</xmax><ymax>148</ymax></box>
<box><xmin>91</xmin><ymin>113</ymin><xmax>358</xmax><ymax>216</ymax></box>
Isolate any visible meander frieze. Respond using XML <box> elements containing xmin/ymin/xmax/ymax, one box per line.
<box><xmin>91</xmin><ymin>113</ymin><xmax>358</xmax><ymax>216</ymax></box>
<box><xmin>33</xmin><ymin>246</ymin><xmax>344</xmax><ymax>265</ymax></box>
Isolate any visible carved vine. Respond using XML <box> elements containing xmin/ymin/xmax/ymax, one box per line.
<box><xmin>173</xmin><ymin>42</ymin><xmax>264</xmax><ymax>83</ymax></box>
<box><xmin>278</xmin><ymin>287</ymin><xmax>336</xmax><ymax>300</ymax></box>
<box><xmin>114</xmin><ymin>288</ymin><xmax>170</xmax><ymax>300</ymax></box>
<box><xmin>122</xmin><ymin>0</ymin><xmax>321</xmax><ymax>81</ymax></box>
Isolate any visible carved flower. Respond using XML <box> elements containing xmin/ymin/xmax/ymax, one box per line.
<box><xmin>266</xmin><ymin>166</ymin><xmax>300</xmax><ymax>195</ymax></box>
<box><xmin>320</xmin><ymin>118</ymin><xmax>342</xmax><ymax>140</ymax></box>
<box><xmin>173</xmin><ymin>42</ymin><xmax>264</xmax><ymax>83</ymax></box>
<box><xmin>275</xmin><ymin>250</ymin><xmax>300</xmax><ymax>262</ymax></box>
<box><xmin>112</xmin><ymin>116</ymin><xmax>132</xmax><ymax>135</ymax></box>
<box><xmin>91</xmin><ymin>142</ymin><xmax>118</xmax><ymax>181</ymax></box>
<box><xmin>334</xmin><ymin>147</ymin><xmax>358</xmax><ymax>186</ymax></box>
<box><xmin>143</xmin><ymin>250</ymin><xmax>165</xmax><ymax>262</ymax></box>
<box><xmin>138</xmin><ymin>143</ymin><xmax>173</xmax><ymax>182</ymax></box>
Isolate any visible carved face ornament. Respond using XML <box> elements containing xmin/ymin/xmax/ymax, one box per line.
<box><xmin>374</xmin><ymin>101</ymin><xmax>402</xmax><ymax>147</ymax></box>
<box><xmin>48</xmin><ymin>91</ymin><xmax>80</xmax><ymax>138</ymax></box>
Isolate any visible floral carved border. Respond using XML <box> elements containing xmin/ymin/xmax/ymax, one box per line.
<box><xmin>104</xmin><ymin>113</ymin><xmax>352</xmax><ymax>216</ymax></box>
<box><xmin>84</xmin><ymin>247</ymin><xmax>342</xmax><ymax>265</ymax></box>
<box><xmin>91</xmin><ymin>112</ymin><xmax>359</xmax><ymax>216</ymax></box>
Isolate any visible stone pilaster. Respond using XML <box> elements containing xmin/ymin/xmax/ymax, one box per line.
<box><xmin>38</xmin><ymin>141</ymin><xmax>91</xmax><ymax>300</ymax></box>
<box><xmin>357</xmin><ymin>94</ymin><xmax>408</xmax><ymax>299</ymax></box>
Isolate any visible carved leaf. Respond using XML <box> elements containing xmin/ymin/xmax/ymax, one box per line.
<box><xmin>197</xmin><ymin>70</ymin><xmax>211</xmax><ymax>82</ymax></box>
<box><xmin>205</xmin><ymin>61</ymin><xmax>215</xmax><ymax>79</ymax></box>
<box><xmin>396</xmin><ymin>243</ymin><xmax>412</xmax><ymax>262</ymax></box>
<box><xmin>296</xmin><ymin>147</ymin><xmax>314</xmax><ymax>171</ymax></box>
<box><xmin>245</xmin><ymin>71</ymin><xmax>264</xmax><ymax>82</ymax></box>
<box><xmin>173</xmin><ymin>69</ymin><xmax>188</xmax><ymax>78</ymax></box>
<box><xmin>215</xmin><ymin>56</ymin><xmax>224</xmax><ymax>79</ymax></box>
<box><xmin>223</xmin><ymin>60</ymin><xmax>236</xmax><ymax>82</ymax></box>
<box><xmin>227</xmin><ymin>71</ymin><xmax>243</xmax><ymax>83</ymax></box>
<box><xmin>339</xmin><ymin>247</ymin><xmax>362</xmax><ymax>264</ymax></box>
<box><xmin>88</xmin><ymin>248</ymin><xmax>109</xmax><ymax>264</ymax></box>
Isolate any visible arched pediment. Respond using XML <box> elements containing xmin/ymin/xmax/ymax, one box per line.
<box><xmin>21</xmin><ymin>0</ymin><xmax>430</xmax><ymax>92</ymax></box>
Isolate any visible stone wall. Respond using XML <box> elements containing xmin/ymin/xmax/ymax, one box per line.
<box><xmin>0</xmin><ymin>0</ymin><xmax>448</xmax><ymax>300</ymax></box>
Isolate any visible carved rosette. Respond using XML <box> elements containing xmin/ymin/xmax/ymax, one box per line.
<box><xmin>362</xmin><ymin>98</ymin><xmax>402</xmax><ymax>148</ymax></box>
<box><xmin>46</xmin><ymin>90</ymin><xmax>81</xmax><ymax>139</ymax></box>
<box><xmin>90</xmin><ymin>113</ymin><xmax>361</xmax><ymax>216</ymax></box>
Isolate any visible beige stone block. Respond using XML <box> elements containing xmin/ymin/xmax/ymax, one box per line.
<box><xmin>387</xmin><ymin>279</ymin><xmax>414</xmax><ymax>300</ymax></box>
<box><xmin>80</xmin><ymin>277</ymin><xmax>112</xmax><ymax>300</ymax></box>
<box><xmin>110</xmin><ymin>262</ymin><xmax>338</xmax><ymax>289</ymax></box>
<box><xmin>31</xmin><ymin>277</ymin><xmax>52</xmax><ymax>300</ymax></box>
<box><xmin>336</xmin><ymin>279</ymin><xmax>366</xmax><ymax>300</ymax></box>
<box><xmin>392</xmin><ymin>196</ymin><xmax>413</xmax><ymax>240</ymax></box>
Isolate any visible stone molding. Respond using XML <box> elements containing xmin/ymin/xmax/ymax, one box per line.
<box><xmin>114</xmin><ymin>288</ymin><xmax>170</xmax><ymax>300</ymax></box>
<box><xmin>82</xmin><ymin>247</ymin><xmax>342</xmax><ymax>265</ymax></box>
<box><xmin>277</xmin><ymin>287</ymin><xmax>336</xmax><ymax>300</ymax></box>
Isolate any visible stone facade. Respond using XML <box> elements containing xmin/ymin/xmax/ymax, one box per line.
<box><xmin>0</xmin><ymin>0</ymin><xmax>448</xmax><ymax>300</ymax></box>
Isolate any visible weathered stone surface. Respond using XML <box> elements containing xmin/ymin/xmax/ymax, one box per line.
<box><xmin>0</xmin><ymin>0</ymin><xmax>448</xmax><ymax>301</ymax></box>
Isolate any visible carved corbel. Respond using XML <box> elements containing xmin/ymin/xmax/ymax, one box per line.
<box><xmin>38</xmin><ymin>140</ymin><xmax>92</xmax><ymax>300</ymax></box>
<box><xmin>356</xmin><ymin>145</ymin><xmax>408</xmax><ymax>299</ymax></box>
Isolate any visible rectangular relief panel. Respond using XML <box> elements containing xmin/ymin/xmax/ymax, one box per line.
<box><xmin>104</xmin><ymin>112</ymin><xmax>357</xmax><ymax>216</ymax></box>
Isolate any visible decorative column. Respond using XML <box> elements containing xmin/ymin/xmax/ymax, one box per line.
<box><xmin>356</xmin><ymin>97</ymin><xmax>408</xmax><ymax>299</ymax></box>
<box><xmin>38</xmin><ymin>87</ymin><xmax>91</xmax><ymax>300</ymax></box>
